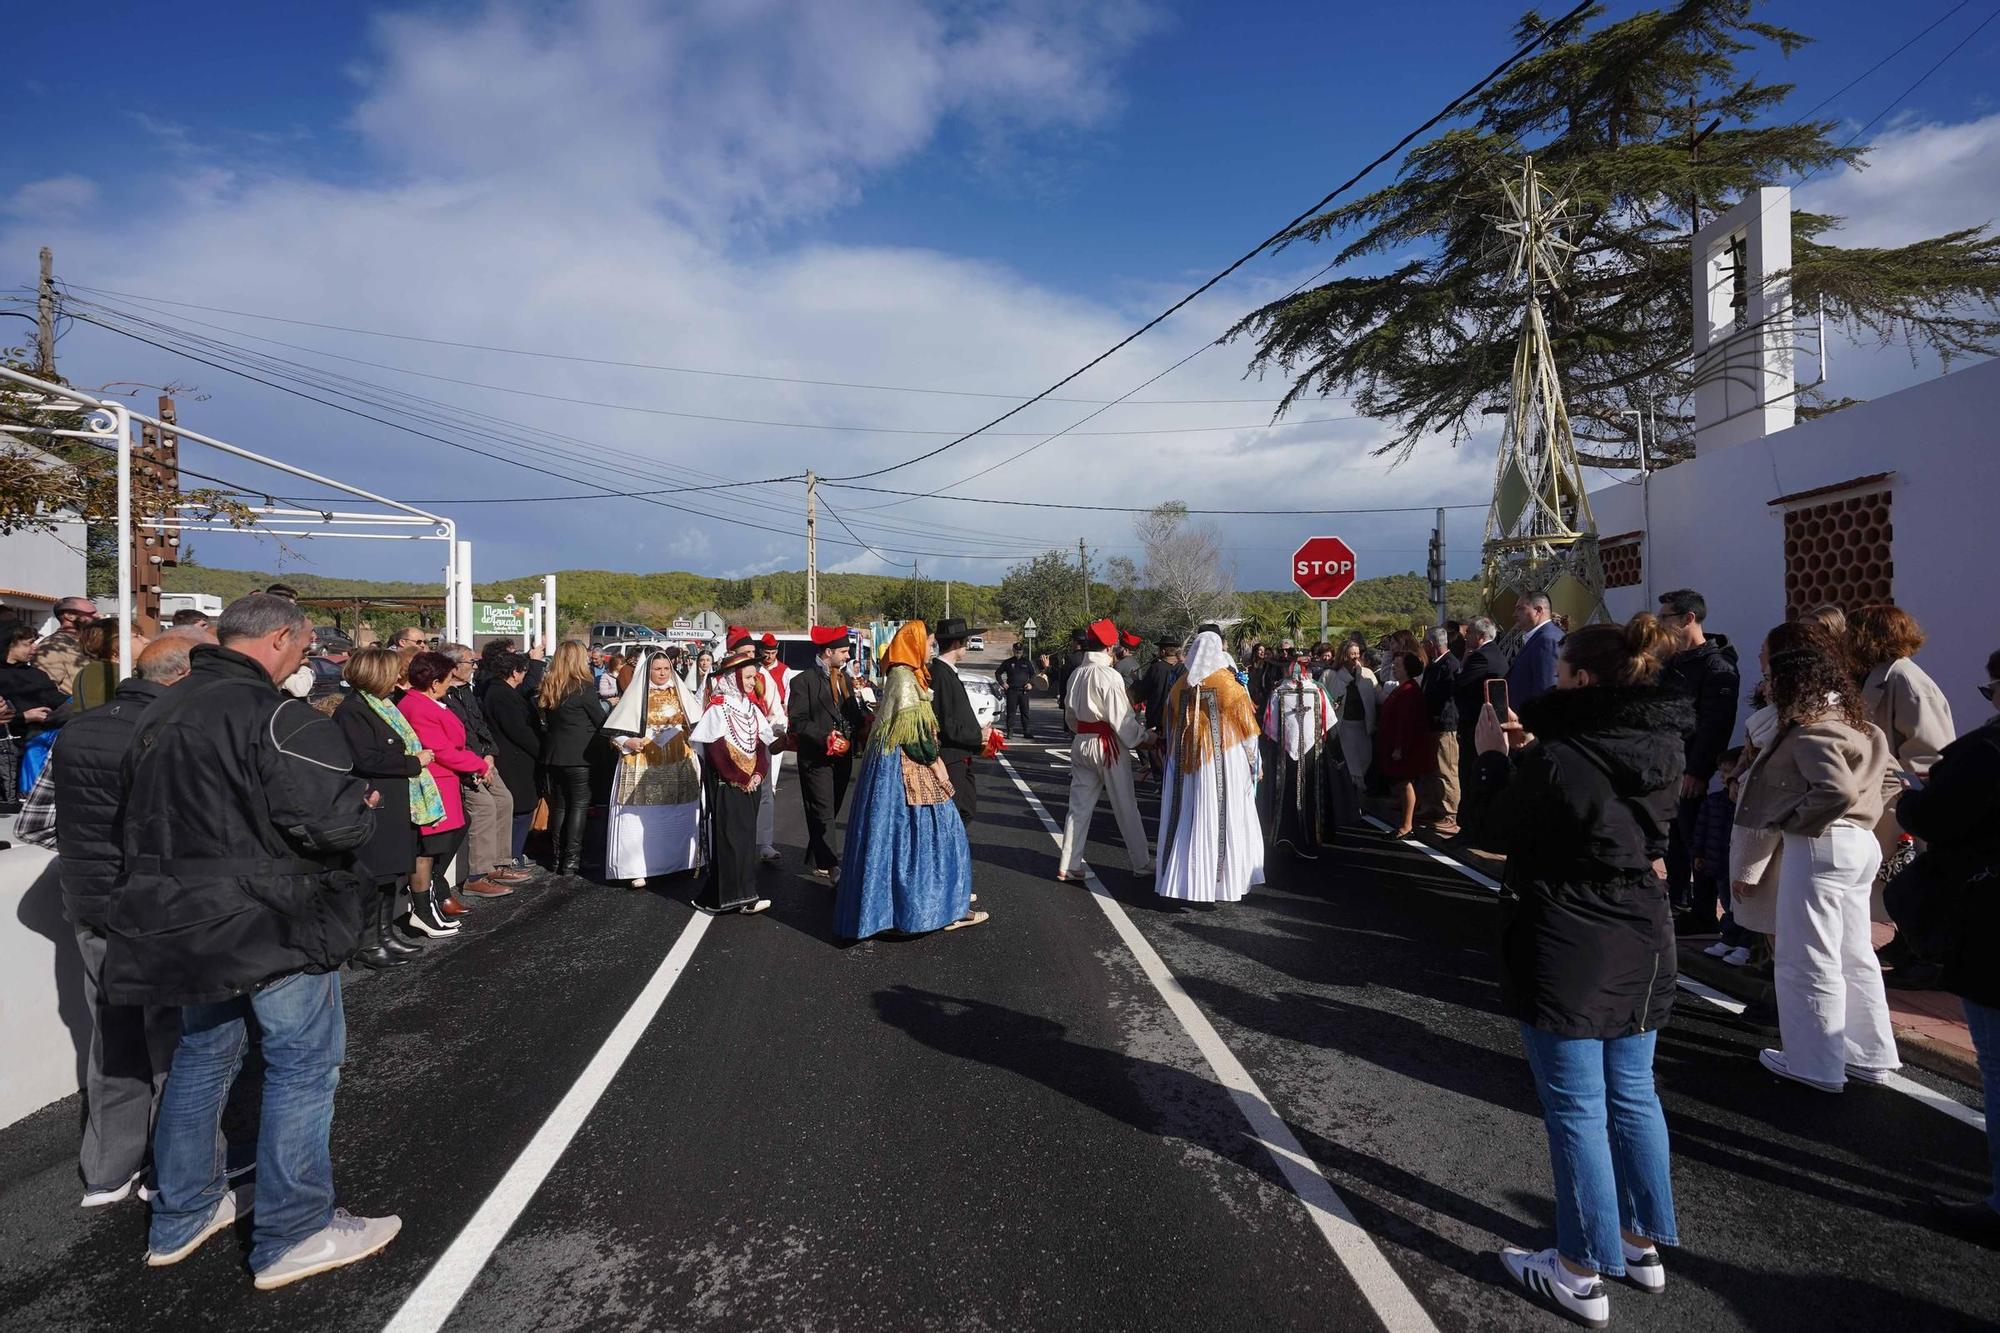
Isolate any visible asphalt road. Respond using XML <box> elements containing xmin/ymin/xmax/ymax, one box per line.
<box><xmin>1</xmin><ymin>690</ymin><xmax>1994</xmax><ymax>1332</ymax></box>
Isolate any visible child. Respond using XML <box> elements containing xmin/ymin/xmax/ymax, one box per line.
<box><xmin>1697</xmin><ymin>747</ymin><xmax>1756</xmax><ymax>964</ymax></box>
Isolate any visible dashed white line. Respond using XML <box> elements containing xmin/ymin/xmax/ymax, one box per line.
<box><xmin>382</xmin><ymin>909</ymin><xmax>715</xmax><ymax>1333</ymax></box>
<box><xmin>998</xmin><ymin>753</ymin><xmax>1441</xmax><ymax>1333</ymax></box>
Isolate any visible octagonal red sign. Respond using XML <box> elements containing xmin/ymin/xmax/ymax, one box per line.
<box><xmin>1292</xmin><ymin>536</ymin><xmax>1357</xmax><ymax>600</ymax></box>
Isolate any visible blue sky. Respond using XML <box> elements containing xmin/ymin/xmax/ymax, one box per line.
<box><xmin>6</xmin><ymin>0</ymin><xmax>1998</xmax><ymax>592</ymax></box>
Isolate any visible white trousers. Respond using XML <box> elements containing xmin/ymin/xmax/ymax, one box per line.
<box><xmin>1059</xmin><ymin>756</ymin><xmax>1151</xmax><ymax>875</ymax></box>
<box><xmin>1337</xmin><ymin>720</ymin><xmax>1373</xmax><ymax>786</ymax></box>
<box><xmin>1775</xmin><ymin>823</ymin><xmax>1899</xmax><ymax>1086</ymax></box>
<box><xmin>756</xmin><ymin>751</ymin><xmax>785</xmax><ymax>852</ymax></box>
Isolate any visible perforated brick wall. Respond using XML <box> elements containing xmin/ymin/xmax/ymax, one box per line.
<box><xmin>1782</xmin><ymin>489</ymin><xmax>1892</xmax><ymax>616</ymax></box>
<box><xmin>1600</xmin><ymin>536</ymin><xmax>1642</xmax><ymax>589</ymax></box>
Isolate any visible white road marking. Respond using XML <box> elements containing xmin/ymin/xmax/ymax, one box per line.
<box><xmin>998</xmin><ymin>754</ymin><xmax>1440</xmax><ymax>1333</ymax></box>
<box><xmin>382</xmin><ymin>909</ymin><xmax>715</xmax><ymax>1333</ymax></box>
<box><xmin>1361</xmin><ymin>811</ymin><xmax>1987</xmax><ymax>1129</ymax></box>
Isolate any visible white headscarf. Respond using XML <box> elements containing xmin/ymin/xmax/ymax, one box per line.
<box><xmin>602</xmin><ymin>650</ymin><xmax>702</xmax><ymax>738</ymax></box>
<box><xmin>1183</xmin><ymin>630</ymin><xmax>1231</xmax><ymax>685</ymax></box>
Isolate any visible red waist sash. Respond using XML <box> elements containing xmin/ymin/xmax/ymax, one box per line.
<box><xmin>1076</xmin><ymin>719</ymin><xmax>1122</xmax><ymax>764</ymax></box>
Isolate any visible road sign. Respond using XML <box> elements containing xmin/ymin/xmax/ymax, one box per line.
<box><xmin>471</xmin><ymin>601</ymin><xmax>533</xmax><ymax>635</ymax></box>
<box><xmin>691</xmin><ymin>610</ymin><xmax>725</xmax><ymax>636</ymax></box>
<box><xmin>1291</xmin><ymin>536</ymin><xmax>1358</xmax><ymax>600</ymax></box>
<box><xmin>1021</xmin><ymin>617</ymin><xmax>1039</xmax><ymax>637</ymax></box>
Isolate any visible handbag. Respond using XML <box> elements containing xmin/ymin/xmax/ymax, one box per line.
<box><xmin>1885</xmin><ymin>848</ymin><xmax>1996</xmax><ymax>965</ymax></box>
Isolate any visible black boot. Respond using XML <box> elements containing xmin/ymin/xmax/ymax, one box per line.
<box><xmin>351</xmin><ymin>889</ymin><xmax>407</xmax><ymax>970</ymax></box>
<box><xmin>379</xmin><ymin>887</ymin><xmax>423</xmax><ymax>956</ymax></box>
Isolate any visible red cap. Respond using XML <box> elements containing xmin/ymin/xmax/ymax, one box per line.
<box><xmin>1086</xmin><ymin>618</ymin><xmax>1119</xmax><ymax>649</ymax></box>
<box><xmin>726</xmin><ymin>624</ymin><xmax>748</xmax><ymax>644</ymax></box>
<box><xmin>1120</xmin><ymin>630</ymin><xmax>1143</xmax><ymax>649</ymax></box>
<box><xmin>809</xmin><ymin>625</ymin><xmax>851</xmax><ymax>647</ymax></box>
<box><xmin>760</xmin><ymin>632</ymin><xmax>778</xmax><ymax>647</ymax></box>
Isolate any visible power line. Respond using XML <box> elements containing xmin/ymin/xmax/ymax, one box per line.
<box><xmin>824</xmin><ymin>483</ymin><xmax>1487</xmax><ymax>516</ymax></box>
<box><xmin>55</xmin><ymin>281</ymin><xmax>1286</xmax><ymax>406</ymax></box>
<box><xmin>821</xmin><ymin>0</ymin><xmax>1595</xmax><ymax>485</ymax></box>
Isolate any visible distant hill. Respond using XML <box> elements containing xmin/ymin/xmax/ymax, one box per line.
<box><xmin>165</xmin><ymin>562</ymin><xmax>1477</xmax><ymax>639</ymax></box>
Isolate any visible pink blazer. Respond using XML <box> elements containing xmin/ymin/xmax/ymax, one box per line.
<box><xmin>397</xmin><ymin>690</ymin><xmax>486</xmax><ymax>835</ymax></box>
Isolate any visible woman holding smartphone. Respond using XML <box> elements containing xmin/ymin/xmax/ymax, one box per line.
<box><xmin>1474</xmin><ymin>614</ymin><xmax>1687</xmax><ymax>1326</ymax></box>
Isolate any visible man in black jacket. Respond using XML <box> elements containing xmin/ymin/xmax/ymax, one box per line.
<box><xmin>442</xmin><ymin>643</ymin><xmax>529</xmax><ymax>895</ymax></box>
<box><xmin>108</xmin><ymin>593</ymin><xmax>401</xmax><ymax>1288</ymax></box>
<box><xmin>1452</xmin><ymin>617</ymin><xmax>1511</xmax><ymax>842</ymax></box>
<box><xmin>1657</xmin><ymin>588</ymin><xmax>1742</xmax><ymax>929</ymax></box>
<box><xmin>930</xmin><ymin>619</ymin><xmax>989</xmax><ymax>820</ymax></box>
<box><xmin>787</xmin><ymin>626</ymin><xmax>869</xmax><ymax>879</ymax></box>
<box><xmin>15</xmin><ymin>635</ymin><xmax>199</xmax><ymax>1207</ymax></box>
<box><xmin>995</xmin><ymin>642</ymin><xmax>1037</xmax><ymax>738</ymax></box>
<box><xmin>1418</xmin><ymin>626</ymin><xmax>1463</xmax><ymax>833</ymax></box>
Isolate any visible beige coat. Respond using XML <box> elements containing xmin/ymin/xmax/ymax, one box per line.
<box><xmin>1734</xmin><ymin>716</ymin><xmax>1896</xmax><ymax>838</ymax></box>
<box><xmin>1861</xmin><ymin>657</ymin><xmax>1955</xmax><ymax>775</ymax></box>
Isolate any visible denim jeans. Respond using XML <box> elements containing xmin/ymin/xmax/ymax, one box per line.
<box><xmin>1518</xmin><ymin>1023</ymin><xmax>1679</xmax><ymax>1275</ymax></box>
<box><xmin>150</xmin><ymin>970</ymin><xmax>345</xmax><ymax>1272</ymax></box>
<box><xmin>1964</xmin><ymin>999</ymin><xmax>2000</xmax><ymax>1211</ymax></box>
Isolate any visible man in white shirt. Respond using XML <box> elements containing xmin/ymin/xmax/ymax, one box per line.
<box><xmin>1058</xmin><ymin>619</ymin><xmax>1153</xmax><ymax>880</ymax></box>
<box><xmin>754</xmin><ymin>634</ymin><xmax>790</xmax><ymax>863</ymax></box>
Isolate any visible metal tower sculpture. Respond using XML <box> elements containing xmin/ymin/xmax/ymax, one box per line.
<box><xmin>1480</xmin><ymin>156</ymin><xmax>1608</xmax><ymax>631</ymax></box>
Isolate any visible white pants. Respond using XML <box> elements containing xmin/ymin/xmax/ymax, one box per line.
<box><xmin>1059</xmin><ymin>756</ymin><xmax>1151</xmax><ymax>875</ymax></box>
<box><xmin>1337</xmin><ymin>720</ymin><xmax>1373</xmax><ymax>786</ymax></box>
<box><xmin>1775</xmin><ymin>823</ymin><xmax>1899</xmax><ymax>1086</ymax></box>
<box><xmin>756</xmin><ymin>750</ymin><xmax>785</xmax><ymax>853</ymax></box>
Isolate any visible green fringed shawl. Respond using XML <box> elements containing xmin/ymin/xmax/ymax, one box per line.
<box><xmin>869</xmin><ymin>664</ymin><xmax>940</xmax><ymax>764</ymax></box>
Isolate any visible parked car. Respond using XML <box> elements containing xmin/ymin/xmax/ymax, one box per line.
<box><xmin>961</xmin><ymin>674</ymin><xmax>1001</xmax><ymax>729</ymax></box>
<box><xmin>968</xmin><ymin>634</ymin><xmax>986</xmax><ymax>652</ymax></box>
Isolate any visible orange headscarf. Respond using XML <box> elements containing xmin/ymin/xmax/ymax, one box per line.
<box><xmin>882</xmin><ymin>619</ymin><xmax>931</xmax><ymax>691</ymax></box>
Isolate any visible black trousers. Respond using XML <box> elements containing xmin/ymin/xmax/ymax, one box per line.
<box><xmin>1004</xmin><ymin>689</ymin><xmax>1032</xmax><ymax>736</ymax></box>
<box><xmin>546</xmin><ymin>763</ymin><xmax>592</xmax><ymax>865</ymax></box>
<box><xmin>949</xmin><ymin>756</ymin><xmax>978</xmax><ymax>821</ymax></box>
<box><xmin>1666</xmin><ymin>792</ymin><xmax>1705</xmax><ymax>915</ymax></box>
<box><xmin>697</xmin><ymin>779</ymin><xmax>761</xmax><ymax>910</ymax></box>
<box><xmin>797</xmin><ymin>756</ymin><xmax>851</xmax><ymax>869</ymax></box>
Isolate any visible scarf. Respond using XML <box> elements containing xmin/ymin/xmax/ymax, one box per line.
<box><xmin>365</xmin><ymin>692</ymin><xmax>445</xmax><ymax>826</ymax></box>
<box><xmin>1163</xmin><ymin>633</ymin><xmax>1257</xmax><ymax>773</ymax></box>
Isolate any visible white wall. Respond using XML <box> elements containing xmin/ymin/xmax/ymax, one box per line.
<box><xmin>1591</xmin><ymin>356</ymin><xmax>2000</xmax><ymax>730</ymax></box>
<box><xmin>0</xmin><ymin>520</ymin><xmax>87</xmax><ymax>614</ymax></box>
<box><xmin>0</xmin><ymin>827</ymin><xmax>86</xmax><ymax>1129</ymax></box>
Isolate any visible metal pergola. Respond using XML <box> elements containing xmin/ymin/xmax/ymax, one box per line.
<box><xmin>0</xmin><ymin>364</ymin><xmax>468</xmax><ymax>676</ymax></box>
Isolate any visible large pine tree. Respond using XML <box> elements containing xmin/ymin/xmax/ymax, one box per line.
<box><xmin>1227</xmin><ymin>0</ymin><xmax>2000</xmax><ymax>466</ymax></box>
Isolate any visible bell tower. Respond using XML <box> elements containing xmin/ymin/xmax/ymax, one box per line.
<box><xmin>1691</xmin><ymin>186</ymin><xmax>1794</xmax><ymax>454</ymax></box>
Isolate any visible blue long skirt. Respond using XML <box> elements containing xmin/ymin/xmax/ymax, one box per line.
<box><xmin>835</xmin><ymin>747</ymin><xmax>973</xmax><ymax>940</ymax></box>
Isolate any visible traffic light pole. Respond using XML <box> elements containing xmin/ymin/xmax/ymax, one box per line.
<box><xmin>1428</xmin><ymin>507</ymin><xmax>1448</xmax><ymax>627</ymax></box>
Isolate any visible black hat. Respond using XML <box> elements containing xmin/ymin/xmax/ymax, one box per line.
<box><xmin>934</xmin><ymin>617</ymin><xmax>984</xmax><ymax>643</ymax></box>
<box><xmin>1155</xmin><ymin>634</ymin><xmax>1183</xmax><ymax>650</ymax></box>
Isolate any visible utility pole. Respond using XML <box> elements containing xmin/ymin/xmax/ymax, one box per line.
<box><xmin>804</xmin><ymin>471</ymin><xmax>819</xmax><ymax>628</ymax></box>
<box><xmin>1078</xmin><ymin>537</ymin><xmax>1091</xmax><ymax>617</ymax></box>
<box><xmin>36</xmin><ymin>247</ymin><xmax>56</xmax><ymax>376</ymax></box>
<box><xmin>1427</xmin><ymin>507</ymin><xmax>1447</xmax><ymax>629</ymax></box>
<box><xmin>944</xmin><ymin>578</ymin><xmax>951</xmax><ymax>620</ymax></box>
<box><xmin>131</xmin><ymin>394</ymin><xmax>181</xmax><ymax>635</ymax></box>
<box><xmin>912</xmin><ymin>559</ymin><xmax>922</xmax><ymax>620</ymax></box>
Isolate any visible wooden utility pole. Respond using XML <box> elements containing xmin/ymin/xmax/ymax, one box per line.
<box><xmin>804</xmin><ymin>471</ymin><xmax>819</xmax><ymax>627</ymax></box>
<box><xmin>131</xmin><ymin>394</ymin><xmax>181</xmax><ymax>635</ymax></box>
<box><xmin>1078</xmin><ymin>537</ymin><xmax>1091</xmax><ymax>617</ymax></box>
<box><xmin>36</xmin><ymin>247</ymin><xmax>56</xmax><ymax>376</ymax></box>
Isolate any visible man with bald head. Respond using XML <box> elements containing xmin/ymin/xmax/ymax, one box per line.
<box><xmin>15</xmin><ymin>633</ymin><xmax>206</xmax><ymax>1208</ymax></box>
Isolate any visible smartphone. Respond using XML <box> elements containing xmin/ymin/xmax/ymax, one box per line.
<box><xmin>1485</xmin><ymin>678</ymin><xmax>1509</xmax><ymax>718</ymax></box>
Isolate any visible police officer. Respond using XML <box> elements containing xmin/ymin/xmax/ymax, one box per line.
<box><xmin>995</xmin><ymin>641</ymin><xmax>1037</xmax><ymax>738</ymax></box>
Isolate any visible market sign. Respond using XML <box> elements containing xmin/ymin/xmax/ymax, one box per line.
<box><xmin>471</xmin><ymin>601</ymin><xmax>533</xmax><ymax>635</ymax></box>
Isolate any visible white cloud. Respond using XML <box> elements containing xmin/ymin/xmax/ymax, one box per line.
<box><xmin>4</xmin><ymin>175</ymin><xmax>100</xmax><ymax>221</ymax></box>
<box><xmin>1797</xmin><ymin>111</ymin><xmax>2000</xmax><ymax>248</ymax></box>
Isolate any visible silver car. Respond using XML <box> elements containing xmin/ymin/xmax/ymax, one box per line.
<box><xmin>960</xmin><ymin>674</ymin><xmax>1001</xmax><ymax>729</ymax></box>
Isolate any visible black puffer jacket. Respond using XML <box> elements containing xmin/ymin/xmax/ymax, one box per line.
<box><xmin>47</xmin><ymin>678</ymin><xmax>166</xmax><ymax>929</ymax></box>
<box><xmin>1660</xmin><ymin>637</ymin><xmax>1741</xmax><ymax>782</ymax></box>
<box><xmin>104</xmin><ymin>645</ymin><xmax>376</xmax><ymax>1005</ymax></box>
<box><xmin>1895</xmin><ymin>714</ymin><xmax>2000</xmax><ymax>1008</ymax></box>
<box><xmin>1474</xmin><ymin>685</ymin><xmax>1692</xmax><ymax>1039</ymax></box>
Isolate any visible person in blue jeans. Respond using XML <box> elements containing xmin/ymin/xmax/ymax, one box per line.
<box><xmin>1893</xmin><ymin>646</ymin><xmax>2000</xmax><ymax>1246</ymax></box>
<box><xmin>1475</xmin><ymin>613</ymin><xmax>1690</xmax><ymax>1325</ymax></box>
<box><xmin>102</xmin><ymin>594</ymin><xmax>402</xmax><ymax>1289</ymax></box>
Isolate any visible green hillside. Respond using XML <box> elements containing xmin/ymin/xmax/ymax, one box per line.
<box><xmin>165</xmin><ymin>562</ymin><xmax>1474</xmax><ymax>641</ymax></box>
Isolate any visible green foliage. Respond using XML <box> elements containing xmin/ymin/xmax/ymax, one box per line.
<box><xmin>996</xmin><ymin>550</ymin><xmax>1088</xmax><ymax>643</ymax></box>
<box><xmin>1226</xmin><ymin>0</ymin><xmax>2000</xmax><ymax>467</ymax></box>
<box><xmin>1238</xmin><ymin>574</ymin><xmax>1483</xmax><ymax>645</ymax></box>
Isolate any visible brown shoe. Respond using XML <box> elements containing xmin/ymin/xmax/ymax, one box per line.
<box><xmin>486</xmin><ymin>868</ymin><xmax>534</xmax><ymax>884</ymax></box>
<box><xmin>439</xmin><ymin>895</ymin><xmax>472</xmax><ymax>917</ymax></box>
<box><xmin>462</xmin><ymin>878</ymin><xmax>515</xmax><ymax>898</ymax></box>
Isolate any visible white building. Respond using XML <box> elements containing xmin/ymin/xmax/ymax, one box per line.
<box><xmin>0</xmin><ymin>520</ymin><xmax>87</xmax><ymax>625</ymax></box>
<box><xmin>1587</xmin><ymin>189</ymin><xmax>1999</xmax><ymax>727</ymax></box>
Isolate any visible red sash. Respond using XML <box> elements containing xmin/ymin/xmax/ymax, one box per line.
<box><xmin>1076</xmin><ymin>719</ymin><xmax>1121</xmax><ymax>764</ymax></box>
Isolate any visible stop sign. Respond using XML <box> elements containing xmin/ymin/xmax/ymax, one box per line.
<box><xmin>1292</xmin><ymin>536</ymin><xmax>1358</xmax><ymax>600</ymax></box>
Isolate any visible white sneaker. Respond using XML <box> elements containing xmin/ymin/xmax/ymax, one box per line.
<box><xmin>146</xmin><ymin>1183</ymin><xmax>255</xmax><ymax>1266</ymax></box>
<box><xmin>758</xmin><ymin>847</ymin><xmax>782</xmax><ymax>863</ymax></box>
<box><xmin>1759</xmin><ymin>1048</ymin><xmax>1843</xmax><ymax>1092</ymax></box>
<box><xmin>1845</xmin><ymin>1063</ymin><xmax>1898</xmax><ymax>1085</ymax></box>
<box><xmin>81</xmin><ymin>1171</ymin><xmax>140</xmax><ymax>1208</ymax></box>
<box><xmin>1500</xmin><ymin>1246</ymin><xmax>1609</xmax><ymax>1328</ymax></box>
<box><xmin>252</xmin><ymin>1207</ymin><xmax>402</xmax><ymax>1291</ymax></box>
<box><xmin>1620</xmin><ymin>1239</ymin><xmax>1666</xmax><ymax>1294</ymax></box>
<box><xmin>1702</xmin><ymin>940</ymin><xmax>1732</xmax><ymax>957</ymax></box>
<box><xmin>1722</xmin><ymin>946</ymin><xmax>1753</xmax><ymax>966</ymax></box>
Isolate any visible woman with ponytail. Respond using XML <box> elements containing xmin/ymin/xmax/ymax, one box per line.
<box><xmin>1473</xmin><ymin>613</ymin><xmax>1688</xmax><ymax>1325</ymax></box>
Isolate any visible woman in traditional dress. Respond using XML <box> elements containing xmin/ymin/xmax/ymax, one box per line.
<box><xmin>602</xmin><ymin>651</ymin><xmax>704</xmax><ymax>889</ymax></box>
<box><xmin>688</xmin><ymin>642</ymin><xmax>774</xmax><ymax>915</ymax></box>
<box><xmin>835</xmin><ymin>620</ymin><xmax>982</xmax><ymax>939</ymax></box>
<box><xmin>1155</xmin><ymin>630</ymin><xmax>1265</xmax><ymax>905</ymax></box>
